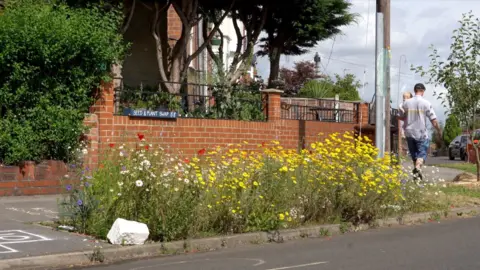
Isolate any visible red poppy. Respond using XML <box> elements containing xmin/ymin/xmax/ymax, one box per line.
<box><xmin>137</xmin><ymin>133</ymin><xmax>145</xmax><ymax>141</ymax></box>
<box><xmin>474</xmin><ymin>140</ymin><xmax>479</xmax><ymax>144</ymax></box>
<box><xmin>145</xmin><ymin>145</ymin><xmax>149</xmax><ymax>150</ymax></box>
<box><xmin>198</xmin><ymin>148</ymin><xmax>206</xmax><ymax>155</ymax></box>
<box><xmin>184</xmin><ymin>158</ymin><xmax>190</xmax><ymax>164</ymax></box>
<box><xmin>99</xmin><ymin>164</ymin><xmax>104</xmax><ymax>169</ymax></box>
<box><xmin>261</xmin><ymin>142</ymin><xmax>266</xmax><ymax>147</ymax></box>
<box><xmin>109</xmin><ymin>143</ymin><xmax>115</xmax><ymax>148</ymax></box>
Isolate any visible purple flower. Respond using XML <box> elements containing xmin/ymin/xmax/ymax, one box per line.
<box><xmin>84</xmin><ymin>182</ymin><xmax>90</xmax><ymax>187</ymax></box>
<box><xmin>66</xmin><ymin>185</ymin><xmax>72</xmax><ymax>191</ymax></box>
<box><xmin>121</xmin><ymin>166</ymin><xmax>126</xmax><ymax>171</ymax></box>
<box><xmin>77</xmin><ymin>199</ymin><xmax>83</xmax><ymax>206</ymax></box>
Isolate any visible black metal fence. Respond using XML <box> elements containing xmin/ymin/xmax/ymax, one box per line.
<box><xmin>113</xmin><ymin>80</ymin><xmax>267</xmax><ymax>121</ymax></box>
<box><xmin>280</xmin><ymin>102</ymin><xmax>359</xmax><ymax>123</ymax></box>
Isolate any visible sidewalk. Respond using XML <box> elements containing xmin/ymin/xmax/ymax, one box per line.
<box><xmin>401</xmin><ymin>162</ymin><xmax>462</xmax><ymax>182</ymax></box>
<box><xmin>0</xmin><ymin>195</ymin><xmax>108</xmax><ymax>260</ymax></box>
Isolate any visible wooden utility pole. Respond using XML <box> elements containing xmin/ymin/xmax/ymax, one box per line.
<box><xmin>377</xmin><ymin>0</ymin><xmax>391</xmax><ymax>152</ymax></box>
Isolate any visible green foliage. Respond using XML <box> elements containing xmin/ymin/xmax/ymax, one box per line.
<box><xmin>298</xmin><ymin>80</ymin><xmax>334</xmax><ymax>98</ymax></box>
<box><xmin>0</xmin><ymin>0</ymin><xmax>127</xmax><ymax>164</ymax></box>
<box><xmin>259</xmin><ymin>0</ymin><xmax>357</xmax><ymax>84</ymax></box>
<box><xmin>443</xmin><ymin>115</ymin><xmax>462</xmax><ymax>146</ymax></box>
<box><xmin>298</xmin><ymin>73</ymin><xmax>362</xmax><ymax>101</ymax></box>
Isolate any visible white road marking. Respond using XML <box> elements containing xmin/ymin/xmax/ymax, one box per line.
<box><xmin>264</xmin><ymin>261</ymin><xmax>329</xmax><ymax>270</ymax></box>
<box><xmin>130</xmin><ymin>258</ymin><xmax>266</xmax><ymax>270</ymax></box>
<box><xmin>0</xmin><ymin>230</ymin><xmax>52</xmax><ymax>254</ymax></box>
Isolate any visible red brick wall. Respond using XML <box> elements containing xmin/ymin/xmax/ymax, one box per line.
<box><xmin>92</xmin><ymin>85</ymin><xmax>366</xmax><ymax>156</ymax></box>
<box><xmin>0</xmin><ymin>84</ymin><xmax>369</xmax><ymax>196</ymax></box>
<box><xmin>0</xmin><ymin>161</ymin><xmax>73</xmax><ymax>196</ymax></box>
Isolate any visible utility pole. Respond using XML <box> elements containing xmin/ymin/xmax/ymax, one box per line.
<box><xmin>375</xmin><ymin>0</ymin><xmax>390</xmax><ymax>158</ymax></box>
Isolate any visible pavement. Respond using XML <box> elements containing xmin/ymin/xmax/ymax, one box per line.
<box><xmin>0</xmin><ymin>195</ymin><xmax>108</xmax><ymax>260</ymax></box>
<box><xmin>402</xmin><ymin>156</ymin><xmax>465</xmax><ymax>182</ymax></box>
<box><xmin>80</xmin><ymin>216</ymin><xmax>480</xmax><ymax>270</ymax></box>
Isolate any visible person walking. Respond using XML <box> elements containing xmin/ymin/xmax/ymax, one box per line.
<box><xmin>399</xmin><ymin>83</ymin><xmax>442</xmax><ymax>181</ymax></box>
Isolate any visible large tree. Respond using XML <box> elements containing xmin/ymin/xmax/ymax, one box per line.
<box><xmin>413</xmin><ymin>11</ymin><xmax>480</xmax><ymax>180</ymax></box>
<box><xmin>258</xmin><ymin>0</ymin><xmax>356</xmax><ymax>86</ymax></box>
<box><xmin>443</xmin><ymin>114</ymin><xmax>462</xmax><ymax>146</ymax></box>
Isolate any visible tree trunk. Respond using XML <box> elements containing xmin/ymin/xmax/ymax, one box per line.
<box><xmin>268</xmin><ymin>47</ymin><xmax>281</xmax><ymax>87</ymax></box>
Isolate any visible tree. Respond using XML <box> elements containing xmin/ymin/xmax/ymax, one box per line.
<box><xmin>201</xmin><ymin>2</ymin><xmax>269</xmax><ymax>86</ymax></box>
<box><xmin>332</xmin><ymin>73</ymin><xmax>361</xmax><ymax>101</ymax></box>
<box><xmin>412</xmin><ymin>11</ymin><xmax>480</xmax><ymax>180</ymax></box>
<box><xmin>279</xmin><ymin>61</ymin><xmax>324</xmax><ymax>95</ymax></box>
<box><xmin>0</xmin><ymin>0</ymin><xmax>126</xmax><ymax>164</ymax></box>
<box><xmin>257</xmin><ymin>0</ymin><xmax>356</xmax><ymax>86</ymax></box>
<box><xmin>443</xmin><ymin>114</ymin><xmax>462</xmax><ymax>146</ymax></box>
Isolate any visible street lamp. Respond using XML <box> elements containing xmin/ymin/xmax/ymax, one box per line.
<box><xmin>397</xmin><ymin>54</ymin><xmax>407</xmax><ymax>156</ymax></box>
<box><xmin>314</xmin><ymin>52</ymin><xmax>321</xmax><ymax>77</ymax></box>
<box><xmin>397</xmin><ymin>55</ymin><xmax>407</xmax><ymax>108</ymax></box>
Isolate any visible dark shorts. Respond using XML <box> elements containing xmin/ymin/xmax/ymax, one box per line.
<box><xmin>406</xmin><ymin>137</ymin><xmax>429</xmax><ymax>162</ymax></box>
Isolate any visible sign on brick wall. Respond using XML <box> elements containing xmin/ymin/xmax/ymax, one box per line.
<box><xmin>123</xmin><ymin>108</ymin><xmax>178</xmax><ymax>119</ymax></box>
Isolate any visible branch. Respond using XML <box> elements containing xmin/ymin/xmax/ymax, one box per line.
<box><xmin>172</xmin><ymin>1</ymin><xmax>190</xmax><ymax>28</ymax></box>
<box><xmin>122</xmin><ymin>0</ymin><xmax>136</xmax><ymax>34</ymax></box>
<box><xmin>203</xmin><ymin>18</ymin><xmax>223</xmax><ymax>70</ymax></box>
<box><xmin>185</xmin><ymin>0</ymin><xmax>236</xmax><ymax>66</ymax></box>
<box><xmin>152</xmin><ymin>2</ymin><xmax>172</xmax><ymax>92</ymax></box>
<box><xmin>227</xmin><ymin>6</ymin><xmax>269</xmax><ymax>83</ymax></box>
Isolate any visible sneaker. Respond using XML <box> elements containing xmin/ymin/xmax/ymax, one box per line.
<box><xmin>412</xmin><ymin>168</ymin><xmax>423</xmax><ymax>183</ymax></box>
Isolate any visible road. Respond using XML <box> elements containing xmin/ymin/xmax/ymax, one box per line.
<box><xmin>82</xmin><ymin>216</ymin><xmax>480</xmax><ymax>270</ymax></box>
<box><xmin>426</xmin><ymin>156</ymin><xmax>464</xmax><ymax>165</ymax></box>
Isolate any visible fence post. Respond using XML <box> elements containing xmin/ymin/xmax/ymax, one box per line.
<box><xmin>261</xmin><ymin>89</ymin><xmax>284</xmax><ymax>121</ymax></box>
<box><xmin>334</xmin><ymin>94</ymin><xmax>340</xmax><ymax>122</ymax></box>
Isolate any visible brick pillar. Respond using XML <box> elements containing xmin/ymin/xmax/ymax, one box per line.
<box><xmin>261</xmin><ymin>89</ymin><xmax>284</xmax><ymax>121</ymax></box>
<box><xmin>90</xmin><ymin>82</ymin><xmax>115</xmax><ymax>153</ymax></box>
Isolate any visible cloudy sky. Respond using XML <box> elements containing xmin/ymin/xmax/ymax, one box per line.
<box><xmin>255</xmin><ymin>0</ymin><xmax>480</xmax><ymax>123</ymax></box>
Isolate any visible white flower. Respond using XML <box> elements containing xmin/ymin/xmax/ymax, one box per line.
<box><xmin>184</xmin><ymin>178</ymin><xmax>190</xmax><ymax>184</ymax></box>
<box><xmin>118</xmin><ymin>182</ymin><xmax>124</xmax><ymax>186</ymax></box>
<box><xmin>119</xmin><ymin>145</ymin><xmax>124</xmax><ymax>150</ymax></box>
<box><xmin>119</xmin><ymin>152</ymin><xmax>124</xmax><ymax>157</ymax></box>
<box><xmin>117</xmin><ymin>193</ymin><xmax>122</xmax><ymax>196</ymax></box>
<box><xmin>146</xmin><ymin>188</ymin><xmax>150</xmax><ymax>192</ymax></box>
<box><xmin>140</xmin><ymin>160</ymin><xmax>151</xmax><ymax>168</ymax></box>
<box><xmin>82</xmin><ymin>148</ymin><xmax>88</xmax><ymax>155</ymax></box>
<box><xmin>110</xmin><ymin>189</ymin><xmax>114</xmax><ymax>192</ymax></box>
<box><xmin>135</xmin><ymin>180</ymin><xmax>144</xmax><ymax>187</ymax></box>
<box><xmin>154</xmin><ymin>151</ymin><xmax>159</xmax><ymax>157</ymax></box>
<box><xmin>174</xmin><ymin>187</ymin><xmax>179</xmax><ymax>192</ymax></box>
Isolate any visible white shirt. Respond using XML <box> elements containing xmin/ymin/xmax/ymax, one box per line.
<box><xmin>399</xmin><ymin>95</ymin><xmax>437</xmax><ymax>140</ymax></box>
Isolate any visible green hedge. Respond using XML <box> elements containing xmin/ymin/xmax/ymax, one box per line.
<box><xmin>0</xmin><ymin>0</ymin><xmax>127</xmax><ymax>165</ymax></box>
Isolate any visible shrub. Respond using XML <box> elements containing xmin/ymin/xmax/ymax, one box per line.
<box><xmin>60</xmin><ymin>132</ymin><xmax>439</xmax><ymax>242</ymax></box>
<box><xmin>0</xmin><ymin>0</ymin><xmax>126</xmax><ymax>165</ymax></box>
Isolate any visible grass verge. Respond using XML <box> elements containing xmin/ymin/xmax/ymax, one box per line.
<box><xmin>437</xmin><ymin>163</ymin><xmax>476</xmax><ymax>174</ymax></box>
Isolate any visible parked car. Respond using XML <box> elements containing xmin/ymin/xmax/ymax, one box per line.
<box><xmin>448</xmin><ymin>134</ymin><xmax>469</xmax><ymax>161</ymax></box>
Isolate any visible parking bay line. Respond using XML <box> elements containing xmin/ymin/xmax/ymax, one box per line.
<box><xmin>264</xmin><ymin>261</ymin><xmax>329</xmax><ymax>270</ymax></box>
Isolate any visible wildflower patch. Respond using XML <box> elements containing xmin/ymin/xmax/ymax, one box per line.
<box><xmin>58</xmin><ymin>132</ymin><xmax>445</xmax><ymax>242</ymax></box>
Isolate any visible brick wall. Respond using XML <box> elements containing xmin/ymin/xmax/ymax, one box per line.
<box><xmin>92</xmin><ymin>85</ymin><xmax>368</xmax><ymax>157</ymax></box>
<box><xmin>0</xmin><ymin>84</ymin><xmax>370</xmax><ymax>196</ymax></box>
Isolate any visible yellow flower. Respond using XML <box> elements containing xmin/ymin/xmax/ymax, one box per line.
<box><xmin>278</xmin><ymin>213</ymin><xmax>285</xmax><ymax>221</ymax></box>
<box><xmin>253</xmin><ymin>181</ymin><xmax>259</xmax><ymax>186</ymax></box>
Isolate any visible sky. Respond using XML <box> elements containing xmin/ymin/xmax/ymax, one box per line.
<box><xmin>255</xmin><ymin>0</ymin><xmax>480</xmax><ymax>124</ymax></box>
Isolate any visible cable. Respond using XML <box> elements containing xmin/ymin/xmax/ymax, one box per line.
<box><xmin>324</xmin><ymin>36</ymin><xmax>337</xmax><ymax>71</ymax></box>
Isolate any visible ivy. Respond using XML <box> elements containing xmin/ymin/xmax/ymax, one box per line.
<box><xmin>0</xmin><ymin>0</ymin><xmax>127</xmax><ymax>165</ymax></box>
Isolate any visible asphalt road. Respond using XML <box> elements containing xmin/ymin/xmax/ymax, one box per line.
<box><xmin>82</xmin><ymin>216</ymin><xmax>480</xmax><ymax>270</ymax></box>
<box><xmin>426</xmin><ymin>156</ymin><xmax>465</xmax><ymax>165</ymax></box>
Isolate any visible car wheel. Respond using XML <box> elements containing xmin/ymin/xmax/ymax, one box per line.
<box><xmin>449</xmin><ymin>148</ymin><xmax>455</xmax><ymax>160</ymax></box>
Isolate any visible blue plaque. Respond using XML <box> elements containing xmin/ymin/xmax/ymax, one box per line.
<box><xmin>123</xmin><ymin>108</ymin><xmax>178</xmax><ymax>119</ymax></box>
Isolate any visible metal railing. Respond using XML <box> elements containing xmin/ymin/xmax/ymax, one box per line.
<box><xmin>280</xmin><ymin>102</ymin><xmax>359</xmax><ymax>123</ymax></box>
<box><xmin>113</xmin><ymin>80</ymin><xmax>267</xmax><ymax>121</ymax></box>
